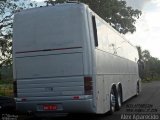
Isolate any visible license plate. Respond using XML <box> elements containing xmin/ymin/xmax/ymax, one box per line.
<box><xmin>43</xmin><ymin>105</ymin><xmax>57</xmax><ymax>111</ymax></box>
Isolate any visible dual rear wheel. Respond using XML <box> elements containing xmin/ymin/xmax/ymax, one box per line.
<box><xmin>109</xmin><ymin>82</ymin><xmax>139</xmax><ymax>114</ymax></box>
<box><xmin>109</xmin><ymin>86</ymin><xmax>122</xmax><ymax>114</ymax></box>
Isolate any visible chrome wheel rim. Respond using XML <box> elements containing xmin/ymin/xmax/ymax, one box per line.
<box><xmin>111</xmin><ymin>91</ymin><xmax>116</xmax><ymax>111</ymax></box>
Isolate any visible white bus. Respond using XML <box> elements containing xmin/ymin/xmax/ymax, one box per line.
<box><xmin>13</xmin><ymin>2</ymin><xmax>141</xmax><ymax>116</ymax></box>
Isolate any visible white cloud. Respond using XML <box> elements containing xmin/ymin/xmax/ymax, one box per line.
<box><xmin>125</xmin><ymin>0</ymin><xmax>151</xmax><ymax>9</ymax></box>
<box><xmin>126</xmin><ymin>1</ymin><xmax>160</xmax><ymax>59</ymax></box>
<box><xmin>151</xmin><ymin>0</ymin><xmax>160</xmax><ymax>4</ymax></box>
<box><xmin>146</xmin><ymin>11</ymin><xmax>160</xmax><ymax>27</ymax></box>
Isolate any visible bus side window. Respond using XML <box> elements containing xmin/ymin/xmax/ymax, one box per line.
<box><xmin>92</xmin><ymin>16</ymin><xmax>98</xmax><ymax>47</ymax></box>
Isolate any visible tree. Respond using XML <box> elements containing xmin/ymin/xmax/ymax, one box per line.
<box><xmin>137</xmin><ymin>47</ymin><xmax>160</xmax><ymax>80</ymax></box>
<box><xmin>136</xmin><ymin>46</ymin><xmax>143</xmax><ymax>60</ymax></box>
<box><xmin>46</xmin><ymin>0</ymin><xmax>142</xmax><ymax>34</ymax></box>
<box><xmin>142</xmin><ymin>50</ymin><xmax>151</xmax><ymax>62</ymax></box>
<box><xmin>0</xmin><ymin>0</ymin><xmax>37</xmax><ymax>66</ymax></box>
<box><xmin>144</xmin><ymin>56</ymin><xmax>160</xmax><ymax>79</ymax></box>
<box><xmin>136</xmin><ymin>46</ymin><xmax>145</xmax><ymax>79</ymax></box>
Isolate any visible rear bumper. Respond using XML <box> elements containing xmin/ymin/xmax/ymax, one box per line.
<box><xmin>16</xmin><ymin>99</ymin><xmax>95</xmax><ymax>114</ymax></box>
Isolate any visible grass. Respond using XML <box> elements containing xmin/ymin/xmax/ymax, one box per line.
<box><xmin>0</xmin><ymin>80</ymin><xmax>13</xmax><ymax>97</ymax></box>
<box><xmin>142</xmin><ymin>76</ymin><xmax>160</xmax><ymax>83</ymax></box>
<box><xmin>152</xmin><ymin>76</ymin><xmax>160</xmax><ymax>81</ymax></box>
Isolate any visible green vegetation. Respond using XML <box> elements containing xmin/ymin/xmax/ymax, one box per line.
<box><xmin>0</xmin><ymin>83</ymin><xmax>13</xmax><ymax>96</ymax></box>
<box><xmin>137</xmin><ymin>46</ymin><xmax>160</xmax><ymax>82</ymax></box>
<box><xmin>0</xmin><ymin>0</ymin><xmax>36</xmax><ymax>96</ymax></box>
<box><xmin>0</xmin><ymin>0</ymin><xmax>37</xmax><ymax>66</ymax></box>
<box><xmin>0</xmin><ymin>65</ymin><xmax>13</xmax><ymax>96</ymax></box>
<box><xmin>0</xmin><ymin>79</ymin><xmax>12</xmax><ymax>84</ymax></box>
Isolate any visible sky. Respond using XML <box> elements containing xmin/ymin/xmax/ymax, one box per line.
<box><xmin>125</xmin><ymin>0</ymin><xmax>160</xmax><ymax>59</ymax></box>
<box><xmin>34</xmin><ymin>0</ymin><xmax>160</xmax><ymax>59</ymax></box>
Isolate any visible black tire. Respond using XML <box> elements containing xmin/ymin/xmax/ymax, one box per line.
<box><xmin>115</xmin><ymin>87</ymin><xmax>122</xmax><ymax>110</ymax></box>
<box><xmin>109</xmin><ymin>88</ymin><xmax>116</xmax><ymax>114</ymax></box>
<box><xmin>136</xmin><ymin>82</ymin><xmax>140</xmax><ymax>96</ymax></box>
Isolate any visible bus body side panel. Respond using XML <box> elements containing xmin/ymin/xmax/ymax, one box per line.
<box><xmin>94</xmin><ymin>48</ymin><xmax>139</xmax><ymax>114</ymax></box>
<box><xmin>88</xmin><ymin>10</ymin><xmax>140</xmax><ymax>114</ymax></box>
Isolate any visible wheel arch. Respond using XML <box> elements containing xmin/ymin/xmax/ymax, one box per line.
<box><xmin>110</xmin><ymin>83</ymin><xmax>117</xmax><ymax>94</ymax></box>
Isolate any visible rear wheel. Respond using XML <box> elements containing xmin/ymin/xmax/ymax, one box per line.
<box><xmin>136</xmin><ymin>82</ymin><xmax>140</xmax><ymax>96</ymax></box>
<box><xmin>115</xmin><ymin>87</ymin><xmax>122</xmax><ymax>110</ymax></box>
<box><xmin>109</xmin><ymin>88</ymin><xmax>116</xmax><ymax>114</ymax></box>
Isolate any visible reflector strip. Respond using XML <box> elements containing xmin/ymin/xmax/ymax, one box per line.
<box><xmin>73</xmin><ymin>96</ymin><xmax>80</xmax><ymax>100</ymax></box>
<box><xmin>16</xmin><ymin>46</ymin><xmax>82</xmax><ymax>54</ymax></box>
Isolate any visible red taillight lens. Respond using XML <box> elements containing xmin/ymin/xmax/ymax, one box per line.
<box><xmin>73</xmin><ymin>96</ymin><xmax>80</xmax><ymax>100</ymax></box>
<box><xmin>84</xmin><ymin>77</ymin><xmax>93</xmax><ymax>95</ymax></box>
<box><xmin>13</xmin><ymin>80</ymin><xmax>17</xmax><ymax>97</ymax></box>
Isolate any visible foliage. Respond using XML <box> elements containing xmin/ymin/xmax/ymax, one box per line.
<box><xmin>0</xmin><ymin>0</ymin><xmax>37</xmax><ymax>66</ymax></box>
<box><xmin>46</xmin><ymin>0</ymin><xmax>142</xmax><ymax>34</ymax></box>
<box><xmin>0</xmin><ymin>83</ymin><xmax>13</xmax><ymax>96</ymax></box>
<box><xmin>137</xmin><ymin>46</ymin><xmax>160</xmax><ymax>81</ymax></box>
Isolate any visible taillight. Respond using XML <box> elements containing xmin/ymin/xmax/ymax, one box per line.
<box><xmin>13</xmin><ymin>80</ymin><xmax>17</xmax><ymax>97</ymax></box>
<box><xmin>84</xmin><ymin>76</ymin><xmax>93</xmax><ymax>95</ymax></box>
<box><xmin>73</xmin><ymin>96</ymin><xmax>80</xmax><ymax>100</ymax></box>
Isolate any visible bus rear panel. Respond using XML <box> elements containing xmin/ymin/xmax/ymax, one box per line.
<box><xmin>13</xmin><ymin>4</ymin><xmax>95</xmax><ymax>114</ymax></box>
